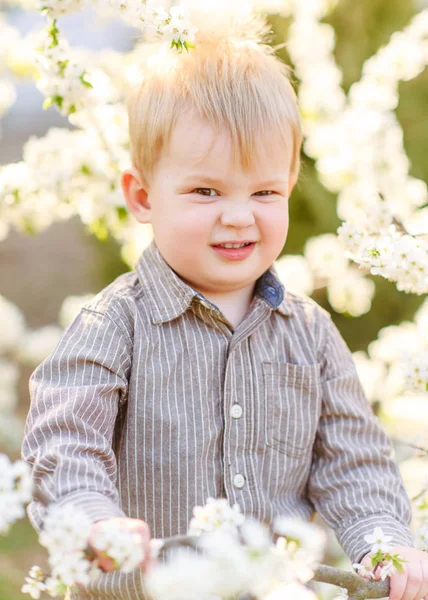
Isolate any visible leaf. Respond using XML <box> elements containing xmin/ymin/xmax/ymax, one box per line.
<box><xmin>79</xmin><ymin>71</ymin><xmax>93</xmax><ymax>89</ymax></box>
<box><xmin>116</xmin><ymin>206</ymin><xmax>128</xmax><ymax>221</ymax></box>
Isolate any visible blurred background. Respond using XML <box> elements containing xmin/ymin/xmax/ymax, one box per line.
<box><xmin>1</xmin><ymin>0</ymin><xmax>428</xmax><ymax>597</ymax></box>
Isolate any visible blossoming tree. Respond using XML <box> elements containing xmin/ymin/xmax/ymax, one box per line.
<box><xmin>1</xmin><ymin>0</ymin><xmax>428</xmax><ymax>598</ymax></box>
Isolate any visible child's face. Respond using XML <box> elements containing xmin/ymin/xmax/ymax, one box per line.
<box><xmin>123</xmin><ymin>110</ymin><xmax>295</xmax><ymax>297</ymax></box>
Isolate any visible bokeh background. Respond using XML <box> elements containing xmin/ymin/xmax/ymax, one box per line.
<box><xmin>1</xmin><ymin>0</ymin><xmax>428</xmax><ymax>597</ymax></box>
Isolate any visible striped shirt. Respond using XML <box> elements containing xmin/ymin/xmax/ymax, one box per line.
<box><xmin>22</xmin><ymin>239</ymin><xmax>413</xmax><ymax>600</ymax></box>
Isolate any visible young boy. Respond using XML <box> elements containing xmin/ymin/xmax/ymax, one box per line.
<box><xmin>22</xmin><ymin>18</ymin><xmax>427</xmax><ymax>600</ymax></box>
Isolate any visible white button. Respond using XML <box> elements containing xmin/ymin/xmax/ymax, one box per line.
<box><xmin>230</xmin><ymin>404</ymin><xmax>243</xmax><ymax>419</ymax></box>
<box><xmin>233</xmin><ymin>473</ymin><xmax>245</xmax><ymax>489</ymax></box>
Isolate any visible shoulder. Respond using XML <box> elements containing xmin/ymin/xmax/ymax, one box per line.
<box><xmin>280</xmin><ymin>289</ymin><xmax>334</xmax><ymax>353</ymax></box>
<box><xmin>80</xmin><ymin>270</ymin><xmax>143</xmax><ymax>342</ymax></box>
<box><xmin>282</xmin><ymin>288</ymin><xmax>331</xmax><ymax>324</ymax></box>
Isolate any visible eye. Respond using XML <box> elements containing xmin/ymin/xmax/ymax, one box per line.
<box><xmin>254</xmin><ymin>191</ymin><xmax>275</xmax><ymax>196</ymax></box>
<box><xmin>193</xmin><ymin>188</ymin><xmax>219</xmax><ymax>197</ymax></box>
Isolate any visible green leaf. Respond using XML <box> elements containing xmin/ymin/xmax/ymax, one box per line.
<box><xmin>183</xmin><ymin>40</ymin><xmax>196</xmax><ymax>52</ymax></box>
<box><xmin>371</xmin><ymin>550</ymin><xmax>384</xmax><ymax>566</ymax></box>
<box><xmin>116</xmin><ymin>206</ymin><xmax>128</xmax><ymax>221</ymax></box>
<box><xmin>80</xmin><ymin>71</ymin><xmax>93</xmax><ymax>89</ymax></box>
<box><xmin>81</xmin><ymin>164</ymin><xmax>91</xmax><ymax>176</ymax></box>
<box><xmin>390</xmin><ymin>554</ymin><xmax>407</xmax><ymax>573</ymax></box>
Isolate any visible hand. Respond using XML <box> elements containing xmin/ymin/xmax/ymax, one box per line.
<box><xmin>361</xmin><ymin>546</ymin><xmax>428</xmax><ymax>600</ymax></box>
<box><xmin>88</xmin><ymin>517</ymin><xmax>153</xmax><ymax>573</ymax></box>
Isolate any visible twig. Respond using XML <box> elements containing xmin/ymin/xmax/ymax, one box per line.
<box><xmin>392</xmin><ymin>436</ymin><xmax>428</xmax><ymax>455</ymax></box>
<box><xmin>314</xmin><ymin>564</ymin><xmax>389</xmax><ymax>600</ymax></box>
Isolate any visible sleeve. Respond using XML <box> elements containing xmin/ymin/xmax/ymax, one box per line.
<box><xmin>307</xmin><ymin>311</ymin><xmax>414</xmax><ymax>564</ymax></box>
<box><xmin>21</xmin><ymin>307</ymin><xmax>131</xmax><ymax>533</ymax></box>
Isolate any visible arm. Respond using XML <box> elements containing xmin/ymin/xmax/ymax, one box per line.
<box><xmin>307</xmin><ymin>311</ymin><xmax>413</xmax><ymax>564</ymax></box>
<box><xmin>21</xmin><ymin>307</ymin><xmax>131</xmax><ymax>533</ymax></box>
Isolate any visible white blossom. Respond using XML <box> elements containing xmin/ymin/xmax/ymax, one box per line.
<box><xmin>91</xmin><ymin>524</ymin><xmax>145</xmax><ymax>572</ymax></box>
<box><xmin>274</xmin><ymin>255</ymin><xmax>314</xmax><ymax>296</ymax></box>
<box><xmin>414</xmin><ymin>521</ymin><xmax>428</xmax><ymax>551</ymax></box>
<box><xmin>273</xmin><ymin>516</ymin><xmax>326</xmax><ymax>561</ymax></box>
<box><xmin>58</xmin><ymin>295</ymin><xmax>95</xmax><ymax>329</ymax></box>
<box><xmin>332</xmin><ymin>588</ymin><xmax>349</xmax><ymax>600</ymax></box>
<box><xmin>21</xmin><ymin>577</ymin><xmax>46</xmax><ymax>599</ymax></box>
<box><xmin>304</xmin><ymin>234</ymin><xmax>348</xmax><ymax>280</ymax></box>
<box><xmin>379</xmin><ymin>560</ymin><xmax>396</xmax><ymax>580</ymax></box>
<box><xmin>0</xmin><ymin>455</ymin><xmax>32</xmax><ymax>534</ymax></box>
<box><xmin>352</xmin><ymin>562</ymin><xmax>375</xmax><ymax>580</ymax></box>
<box><xmin>17</xmin><ymin>326</ymin><xmax>63</xmax><ymax>365</ymax></box>
<box><xmin>187</xmin><ymin>497</ymin><xmax>245</xmax><ymax>536</ymax></box>
<box><xmin>351</xmin><ymin>351</ymin><xmax>387</xmax><ymax>403</ymax></box>
<box><xmin>363</xmin><ymin>527</ymin><xmax>393</xmax><ymax>553</ymax></box>
<box><xmin>327</xmin><ymin>268</ymin><xmax>375</xmax><ymax>317</ymax></box>
<box><xmin>0</xmin><ymin>295</ymin><xmax>26</xmax><ymax>354</ymax></box>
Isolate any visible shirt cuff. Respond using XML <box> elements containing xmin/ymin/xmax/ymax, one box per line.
<box><xmin>55</xmin><ymin>490</ymin><xmax>127</xmax><ymax>524</ymax></box>
<box><xmin>337</xmin><ymin>514</ymin><xmax>414</xmax><ymax>564</ymax></box>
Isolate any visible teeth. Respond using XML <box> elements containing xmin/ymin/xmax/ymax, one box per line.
<box><xmin>219</xmin><ymin>243</ymin><xmax>250</xmax><ymax>248</ymax></box>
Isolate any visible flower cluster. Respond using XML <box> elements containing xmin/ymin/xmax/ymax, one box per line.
<box><xmin>91</xmin><ymin>522</ymin><xmax>145</xmax><ymax>573</ymax></box>
<box><xmin>274</xmin><ymin>234</ymin><xmax>375</xmax><ymax>317</ymax></box>
<box><xmin>352</xmin><ymin>527</ymin><xmax>405</xmax><ymax>582</ymax></box>
<box><xmin>34</xmin><ymin>22</ymin><xmax>97</xmax><ymax>116</ymax></box>
<box><xmin>351</xmin><ymin>295</ymin><xmax>428</xmax><ymax>407</ymax></box>
<box><xmin>147</xmin><ymin>497</ymin><xmax>325</xmax><ymax>600</ymax></box>
<box><xmin>22</xmin><ymin>504</ymin><xmax>146</xmax><ymax>598</ymax></box>
<box><xmin>18</xmin><ymin>496</ymin><xmax>328</xmax><ymax>600</ymax></box>
<box><xmin>0</xmin><ymin>455</ymin><xmax>32</xmax><ymax>534</ymax></box>
<box><xmin>290</xmin><ymin>2</ymin><xmax>428</xmax><ymax>294</ymax></box>
<box><xmin>32</xmin><ymin>1</ymin><xmax>196</xmax><ymax>116</ymax></box>
<box><xmin>187</xmin><ymin>496</ymin><xmax>245</xmax><ymax>536</ymax></box>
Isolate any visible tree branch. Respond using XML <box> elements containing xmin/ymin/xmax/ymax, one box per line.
<box><xmin>159</xmin><ymin>535</ymin><xmax>390</xmax><ymax>600</ymax></box>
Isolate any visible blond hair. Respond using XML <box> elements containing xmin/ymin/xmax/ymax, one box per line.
<box><xmin>126</xmin><ymin>12</ymin><xmax>302</xmax><ymax>187</ymax></box>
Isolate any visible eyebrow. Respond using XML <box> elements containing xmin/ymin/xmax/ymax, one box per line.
<box><xmin>182</xmin><ymin>175</ymin><xmax>288</xmax><ymax>187</ymax></box>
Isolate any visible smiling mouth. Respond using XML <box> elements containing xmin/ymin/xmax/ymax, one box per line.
<box><xmin>212</xmin><ymin>242</ymin><xmax>257</xmax><ymax>249</ymax></box>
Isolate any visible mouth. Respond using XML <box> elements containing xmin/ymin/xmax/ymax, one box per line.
<box><xmin>211</xmin><ymin>241</ymin><xmax>257</xmax><ymax>261</ymax></box>
<box><xmin>211</xmin><ymin>241</ymin><xmax>256</xmax><ymax>249</ymax></box>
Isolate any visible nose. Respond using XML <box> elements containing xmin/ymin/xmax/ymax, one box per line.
<box><xmin>220</xmin><ymin>201</ymin><xmax>256</xmax><ymax>229</ymax></box>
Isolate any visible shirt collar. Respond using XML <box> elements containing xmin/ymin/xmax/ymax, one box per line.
<box><xmin>136</xmin><ymin>239</ymin><xmax>293</xmax><ymax>325</ymax></box>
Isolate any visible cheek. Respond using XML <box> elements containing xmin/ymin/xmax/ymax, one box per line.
<box><xmin>258</xmin><ymin>205</ymin><xmax>289</xmax><ymax>235</ymax></box>
<box><xmin>173</xmin><ymin>205</ymin><xmax>214</xmax><ymax>237</ymax></box>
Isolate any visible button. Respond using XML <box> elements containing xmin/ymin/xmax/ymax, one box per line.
<box><xmin>230</xmin><ymin>404</ymin><xmax>243</xmax><ymax>419</ymax></box>
<box><xmin>233</xmin><ymin>473</ymin><xmax>245</xmax><ymax>489</ymax></box>
<box><xmin>267</xmin><ymin>286</ymin><xmax>277</xmax><ymax>294</ymax></box>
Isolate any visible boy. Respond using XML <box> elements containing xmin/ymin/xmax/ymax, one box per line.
<box><xmin>22</xmin><ymin>17</ymin><xmax>427</xmax><ymax>600</ymax></box>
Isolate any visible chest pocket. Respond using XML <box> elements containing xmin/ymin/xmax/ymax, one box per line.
<box><xmin>262</xmin><ymin>362</ymin><xmax>322</xmax><ymax>458</ymax></box>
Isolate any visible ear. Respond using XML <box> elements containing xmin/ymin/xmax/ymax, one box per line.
<box><xmin>288</xmin><ymin>174</ymin><xmax>297</xmax><ymax>196</ymax></box>
<box><xmin>121</xmin><ymin>166</ymin><xmax>151</xmax><ymax>224</ymax></box>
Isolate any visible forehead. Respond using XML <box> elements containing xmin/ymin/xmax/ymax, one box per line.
<box><xmin>160</xmin><ymin>109</ymin><xmax>292</xmax><ymax>180</ymax></box>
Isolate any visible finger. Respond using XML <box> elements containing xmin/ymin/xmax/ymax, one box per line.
<box><xmin>390</xmin><ymin>563</ymin><xmax>409</xmax><ymax>600</ymax></box>
<box><xmin>135</xmin><ymin>523</ymin><xmax>152</xmax><ymax>572</ymax></box>
<box><xmin>360</xmin><ymin>553</ymin><xmax>372</xmax><ymax>567</ymax></box>
<box><xmin>402</xmin><ymin>561</ymin><xmax>422</xmax><ymax>600</ymax></box>
<box><xmin>418</xmin><ymin>559</ymin><xmax>428</xmax><ymax>600</ymax></box>
<box><xmin>97</xmin><ymin>554</ymin><xmax>116</xmax><ymax>572</ymax></box>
